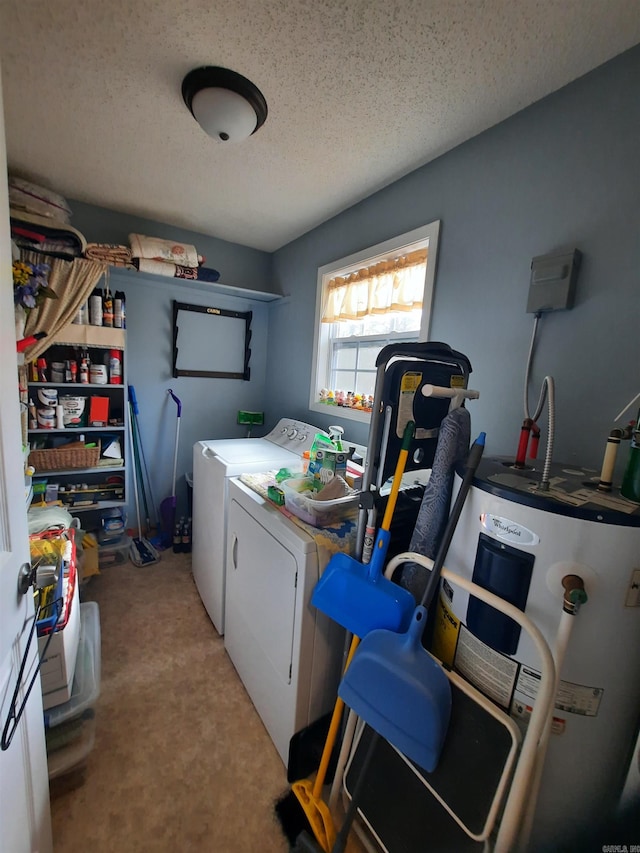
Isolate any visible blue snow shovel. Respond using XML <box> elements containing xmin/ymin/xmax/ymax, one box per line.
<box><xmin>338</xmin><ymin>432</ymin><xmax>486</xmax><ymax>773</ymax></box>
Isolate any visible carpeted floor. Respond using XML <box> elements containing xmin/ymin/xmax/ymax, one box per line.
<box><xmin>49</xmin><ymin>549</ymin><xmax>292</xmax><ymax>852</ymax></box>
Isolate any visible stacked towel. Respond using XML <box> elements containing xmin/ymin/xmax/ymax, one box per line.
<box><xmin>129</xmin><ymin>233</ymin><xmax>219</xmax><ymax>282</ymax></box>
<box><xmin>132</xmin><ymin>258</ymin><xmax>220</xmax><ymax>282</ymax></box>
<box><xmin>85</xmin><ymin>243</ymin><xmax>135</xmax><ymax>268</ymax></box>
<box><xmin>129</xmin><ymin>233</ymin><xmax>202</xmax><ymax>267</ymax></box>
<box><xmin>10</xmin><ymin>208</ymin><xmax>86</xmax><ymax>259</ymax></box>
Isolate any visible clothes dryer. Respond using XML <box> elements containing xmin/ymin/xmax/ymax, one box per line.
<box><xmin>224</xmin><ymin>477</ymin><xmax>348</xmax><ymax>765</ymax></box>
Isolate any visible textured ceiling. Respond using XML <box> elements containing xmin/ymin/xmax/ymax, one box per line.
<box><xmin>1</xmin><ymin>0</ymin><xmax>639</xmax><ymax>251</ymax></box>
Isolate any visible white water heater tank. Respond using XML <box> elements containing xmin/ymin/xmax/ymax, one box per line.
<box><xmin>439</xmin><ymin>458</ymin><xmax>640</xmax><ymax>849</ymax></box>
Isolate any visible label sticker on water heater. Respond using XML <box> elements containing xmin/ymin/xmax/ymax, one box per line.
<box><xmin>516</xmin><ymin>666</ymin><xmax>603</xmax><ymax>717</ymax></box>
<box><xmin>480</xmin><ymin>514</ymin><xmax>540</xmax><ymax>546</ymax></box>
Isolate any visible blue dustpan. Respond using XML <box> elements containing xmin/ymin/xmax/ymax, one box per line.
<box><xmin>311</xmin><ymin>528</ymin><xmax>416</xmax><ymax>636</ymax></box>
<box><xmin>338</xmin><ymin>433</ymin><xmax>486</xmax><ymax>774</ymax></box>
<box><xmin>338</xmin><ymin>605</ymin><xmax>452</xmax><ymax>773</ymax></box>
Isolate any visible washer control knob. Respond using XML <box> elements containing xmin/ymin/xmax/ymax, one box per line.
<box><xmin>298</xmin><ymin>433</ymin><xmax>307</xmax><ymax>441</ymax></box>
<box><xmin>287</xmin><ymin>428</ymin><xmax>298</xmax><ymax>439</ymax></box>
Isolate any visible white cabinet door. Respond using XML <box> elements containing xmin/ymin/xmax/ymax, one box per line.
<box><xmin>224</xmin><ymin>498</ymin><xmax>298</xmax><ymax>762</ymax></box>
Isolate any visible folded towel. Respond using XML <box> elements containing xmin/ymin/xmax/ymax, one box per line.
<box><xmin>132</xmin><ymin>258</ymin><xmax>220</xmax><ymax>282</ymax></box>
<box><xmin>10</xmin><ymin>208</ymin><xmax>86</xmax><ymax>259</ymax></box>
<box><xmin>129</xmin><ymin>233</ymin><xmax>201</xmax><ymax>267</ymax></box>
<box><xmin>195</xmin><ymin>266</ymin><xmax>221</xmax><ymax>283</ymax></box>
<box><xmin>9</xmin><ymin>176</ymin><xmax>72</xmax><ymax>223</ymax></box>
<box><xmin>133</xmin><ymin>258</ymin><xmax>197</xmax><ymax>279</ymax></box>
<box><xmin>85</xmin><ymin>243</ymin><xmax>135</xmax><ymax>268</ymax></box>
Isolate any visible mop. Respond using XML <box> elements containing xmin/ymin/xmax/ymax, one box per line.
<box><xmin>159</xmin><ymin>389</ymin><xmax>182</xmax><ymax>549</ymax></box>
<box><xmin>127</xmin><ymin>397</ymin><xmax>159</xmax><ymax>566</ymax></box>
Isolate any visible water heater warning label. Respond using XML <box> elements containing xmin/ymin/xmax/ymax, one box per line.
<box><xmin>516</xmin><ymin>666</ymin><xmax>603</xmax><ymax>717</ymax></box>
<box><xmin>454</xmin><ymin>625</ymin><xmax>518</xmax><ymax>709</ymax></box>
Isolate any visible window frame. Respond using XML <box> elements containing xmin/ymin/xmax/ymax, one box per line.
<box><xmin>309</xmin><ymin>221</ymin><xmax>441</xmax><ymax>423</ymax></box>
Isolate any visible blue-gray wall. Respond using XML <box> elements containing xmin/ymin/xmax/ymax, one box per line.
<box><xmin>70</xmin><ymin>44</ymin><xmax>640</xmax><ymax>525</ymax></box>
<box><xmin>267</xmin><ymin>46</ymin><xmax>640</xmax><ymax>477</ymax></box>
<box><xmin>68</xmin><ymin>207</ymin><xmax>273</xmax><ymax>520</ymax></box>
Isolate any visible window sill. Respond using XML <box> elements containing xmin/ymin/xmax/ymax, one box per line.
<box><xmin>309</xmin><ymin>401</ymin><xmax>371</xmax><ymax>424</ymax></box>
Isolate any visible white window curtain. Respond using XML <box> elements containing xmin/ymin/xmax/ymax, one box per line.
<box><xmin>321</xmin><ymin>248</ymin><xmax>427</xmax><ymax>323</ymax></box>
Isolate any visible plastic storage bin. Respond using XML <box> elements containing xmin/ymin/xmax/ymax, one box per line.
<box><xmin>281</xmin><ymin>477</ymin><xmax>358</xmax><ymax>527</ymax></box>
<box><xmin>98</xmin><ymin>534</ymin><xmax>131</xmax><ymax>567</ymax></box>
<box><xmin>44</xmin><ymin>601</ymin><xmax>101</xmax><ymax>728</ymax></box>
<box><xmin>47</xmin><ymin>715</ymin><xmax>96</xmax><ymax>780</ymax></box>
<box><xmin>45</xmin><ymin>602</ymin><xmax>101</xmax><ymax>780</ymax></box>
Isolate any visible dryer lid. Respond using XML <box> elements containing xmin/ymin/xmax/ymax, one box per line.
<box><xmin>198</xmin><ymin>437</ymin><xmax>299</xmax><ymax>466</ymax></box>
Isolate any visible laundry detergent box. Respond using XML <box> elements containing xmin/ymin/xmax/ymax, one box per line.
<box><xmin>310</xmin><ymin>449</ymin><xmax>348</xmax><ymax>492</ymax></box>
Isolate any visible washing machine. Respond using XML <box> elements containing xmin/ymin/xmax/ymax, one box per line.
<box><xmin>192</xmin><ymin>418</ymin><xmax>326</xmax><ymax>635</ymax></box>
<box><xmin>224</xmin><ymin>477</ymin><xmax>348</xmax><ymax>765</ymax></box>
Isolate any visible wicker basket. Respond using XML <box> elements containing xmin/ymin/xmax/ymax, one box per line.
<box><xmin>29</xmin><ymin>441</ymin><xmax>101</xmax><ymax>473</ymax></box>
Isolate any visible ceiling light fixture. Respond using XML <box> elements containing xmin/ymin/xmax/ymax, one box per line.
<box><xmin>182</xmin><ymin>66</ymin><xmax>268</xmax><ymax>143</ymax></box>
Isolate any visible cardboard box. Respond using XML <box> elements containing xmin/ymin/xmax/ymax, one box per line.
<box><xmin>38</xmin><ymin>565</ymin><xmax>81</xmax><ymax>711</ymax></box>
<box><xmin>89</xmin><ymin>396</ymin><xmax>109</xmax><ymax>427</ymax></box>
<box><xmin>311</xmin><ymin>449</ymin><xmax>348</xmax><ymax>491</ymax></box>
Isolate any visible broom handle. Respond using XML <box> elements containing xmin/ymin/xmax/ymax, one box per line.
<box><xmin>312</xmin><ymin>635</ymin><xmax>360</xmax><ymax>800</ymax></box>
<box><xmin>419</xmin><ymin>432</ymin><xmax>485</xmax><ymax>609</ymax></box>
<box><xmin>168</xmin><ymin>389</ymin><xmax>182</xmax><ymax>496</ymax></box>
<box><xmin>380</xmin><ymin>421</ymin><xmax>414</xmax><ymax>530</ymax></box>
<box><xmin>331</xmin><ymin>731</ymin><xmax>381</xmax><ymax>853</ymax></box>
<box><xmin>312</xmin><ymin>421</ymin><xmax>415</xmax><ymax>800</ymax></box>
<box><xmin>127</xmin><ymin>399</ymin><xmax>143</xmax><ymax>537</ymax></box>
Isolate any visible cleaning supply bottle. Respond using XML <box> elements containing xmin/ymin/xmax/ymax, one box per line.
<box><xmin>108</xmin><ymin>349</ymin><xmax>122</xmax><ymax>384</ymax></box>
<box><xmin>28</xmin><ymin>398</ymin><xmax>37</xmax><ymax>430</ymax></box>
<box><xmin>90</xmin><ymin>288</ymin><xmax>103</xmax><ymax>326</ymax></box>
<box><xmin>114</xmin><ymin>291</ymin><xmax>124</xmax><ymax>328</ymax></box>
<box><xmin>102</xmin><ymin>288</ymin><xmax>113</xmax><ymax>327</ymax></box>
<box><xmin>73</xmin><ymin>300</ymin><xmax>89</xmax><ymax>325</ymax></box>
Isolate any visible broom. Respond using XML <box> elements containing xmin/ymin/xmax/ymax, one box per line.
<box><xmin>127</xmin><ymin>398</ymin><xmax>159</xmax><ymax>566</ymax></box>
<box><xmin>275</xmin><ymin>637</ymin><xmax>360</xmax><ymax>851</ymax></box>
<box><xmin>275</xmin><ymin>422</ymin><xmax>415</xmax><ymax>851</ymax></box>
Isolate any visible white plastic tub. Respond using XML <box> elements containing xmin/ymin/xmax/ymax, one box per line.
<box><xmin>281</xmin><ymin>477</ymin><xmax>358</xmax><ymax>527</ymax></box>
<box><xmin>45</xmin><ymin>601</ymin><xmax>101</xmax><ymax>729</ymax></box>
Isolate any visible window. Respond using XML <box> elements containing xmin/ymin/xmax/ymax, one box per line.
<box><xmin>309</xmin><ymin>222</ymin><xmax>440</xmax><ymax>422</ymax></box>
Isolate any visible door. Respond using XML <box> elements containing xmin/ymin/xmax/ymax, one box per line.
<box><xmin>224</xmin><ymin>497</ymin><xmax>299</xmax><ymax>763</ymax></box>
<box><xmin>0</xmin><ymin>66</ymin><xmax>53</xmax><ymax>852</ymax></box>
